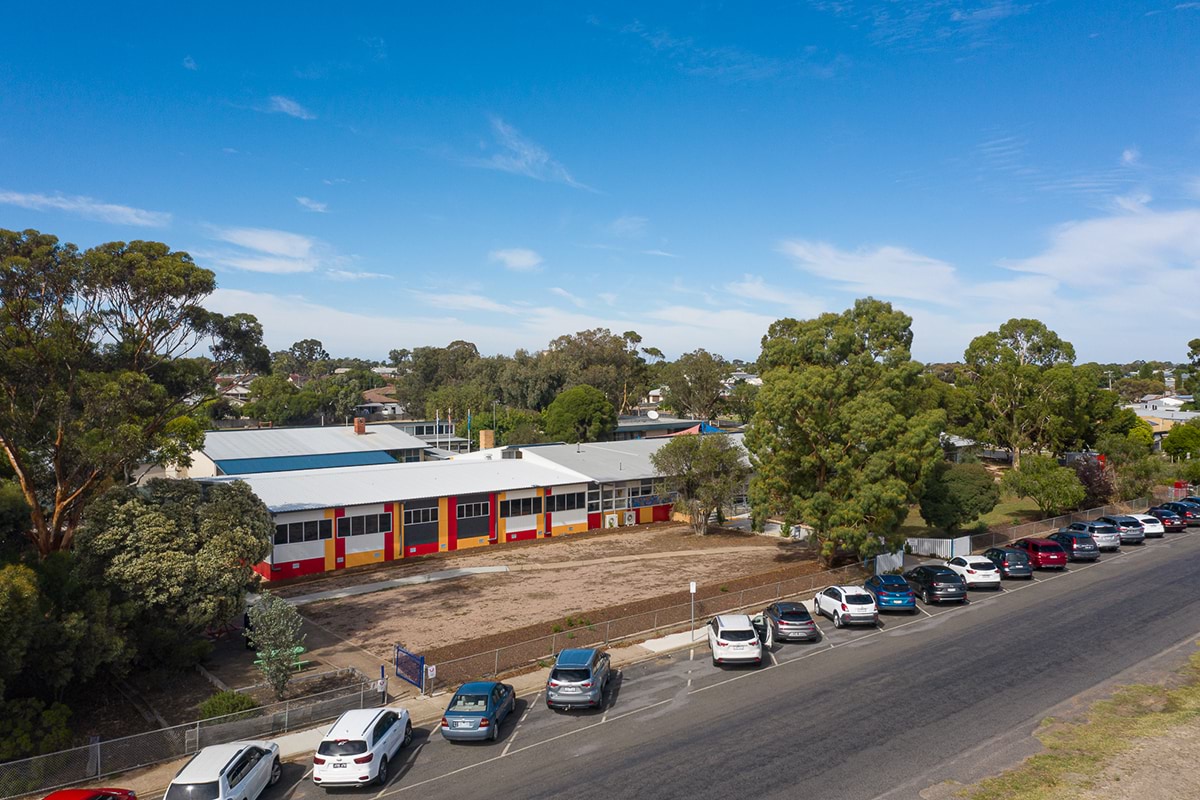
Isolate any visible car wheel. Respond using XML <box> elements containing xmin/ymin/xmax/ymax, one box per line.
<box><xmin>712</xmin><ymin>655</ymin><xmax>719</xmax><ymax>666</ymax></box>
<box><xmin>923</xmin><ymin>589</ymin><xmax>932</xmax><ymax>604</ymax></box>
<box><xmin>833</xmin><ymin>612</ymin><xmax>843</xmax><ymax>629</ymax></box>
<box><xmin>269</xmin><ymin>757</ymin><xmax>281</xmax><ymax>786</ymax></box>
<box><xmin>403</xmin><ymin>719</ymin><xmax>413</xmax><ymax>747</ymax></box>
<box><xmin>376</xmin><ymin>755</ymin><xmax>389</xmax><ymax>786</ymax></box>
<box><xmin>490</xmin><ymin>722</ymin><xmax>499</xmax><ymax>741</ymax></box>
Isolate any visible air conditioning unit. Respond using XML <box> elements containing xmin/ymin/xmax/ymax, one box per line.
<box><xmin>624</xmin><ymin>511</ymin><xmax>637</xmax><ymax>526</ymax></box>
<box><xmin>604</xmin><ymin>514</ymin><xmax>618</xmax><ymax>529</ymax></box>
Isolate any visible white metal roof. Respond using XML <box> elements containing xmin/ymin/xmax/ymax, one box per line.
<box><xmin>214</xmin><ymin>457</ymin><xmax>590</xmax><ymax>513</ymax></box>
<box><xmin>202</xmin><ymin>424</ymin><xmax>428</xmax><ymax>461</ymax></box>
<box><xmin>518</xmin><ymin>433</ymin><xmax>748</xmax><ymax>483</ymax></box>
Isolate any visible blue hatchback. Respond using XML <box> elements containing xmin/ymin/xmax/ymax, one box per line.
<box><xmin>440</xmin><ymin>681</ymin><xmax>516</xmax><ymax>742</ymax></box>
<box><xmin>863</xmin><ymin>574</ymin><xmax>918</xmax><ymax>613</ymax></box>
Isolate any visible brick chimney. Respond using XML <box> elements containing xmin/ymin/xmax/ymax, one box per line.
<box><xmin>479</xmin><ymin>429</ymin><xmax>495</xmax><ymax>450</ymax></box>
<box><xmin>353</xmin><ymin>417</ymin><xmax>367</xmax><ymax>435</ymax></box>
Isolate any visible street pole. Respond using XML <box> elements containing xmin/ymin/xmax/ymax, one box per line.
<box><xmin>689</xmin><ymin>581</ymin><xmax>697</xmax><ymax>641</ymax></box>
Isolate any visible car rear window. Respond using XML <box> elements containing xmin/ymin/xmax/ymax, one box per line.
<box><xmin>448</xmin><ymin>694</ymin><xmax>489</xmax><ymax>711</ymax></box>
<box><xmin>318</xmin><ymin>739</ymin><xmax>368</xmax><ymax>756</ymax></box>
<box><xmin>720</xmin><ymin>629</ymin><xmax>757</xmax><ymax>641</ymax></box>
<box><xmin>1092</xmin><ymin>525</ymin><xmax>1117</xmax><ymax>533</ymax></box>
<box><xmin>550</xmin><ymin>668</ymin><xmax>591</xmax><ymax>682</ymax></box>
<box><xmin>1003</xmin><ymin>551</ymin><xmax>1029</xmax><ymax>563</ymax></box>
<box><xmin>845</xmin><ymin>594</ymin><xmax>873</xmax><ymax>604</ymax></box>
<box><xmin>779</xmin><ymin>609</ymin><xmax>811</xmax><ymax>621</ymax></box>
<box><xmin>1034</xmin><ymin>543</ymin><xmax>1064</xmax><ymax>552</ymax></box>
<box><xmin>166</xmin><ymin>783</ymin><xmax>219</xmax><ymax>800</ymax></box>
<box><xmin>969</xmin><ymin>561</ymin><xmax>998</xmax><ymax>570</ymax></box>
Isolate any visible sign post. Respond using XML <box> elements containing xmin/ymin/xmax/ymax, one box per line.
<box><xmin>424</xmin><ymin>663</ymin><xmax>437</xmax><ymax>695</ymax></box>
<box><xmin>689</xmin><ymin>581</ymin><xmax>697</xmax><ymax>641</ymax></box>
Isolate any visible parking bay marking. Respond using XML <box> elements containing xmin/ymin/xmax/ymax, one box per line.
<box><xmin>500</xmin><ymin>692</ymin><xmax>539</xmax><ymax>757</ymax></box>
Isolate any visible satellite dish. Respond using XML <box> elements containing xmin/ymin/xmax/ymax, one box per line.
<box><xmin>647</xmin><ymin>410</ymin><xmax>660</xmax><ymax>420</ymax></box>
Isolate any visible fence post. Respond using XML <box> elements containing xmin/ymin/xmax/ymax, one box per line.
<box><xmin>776</xmin><ymin>581</ymin><xmax>782</xmax><ymax>600</ymax></box>
<box><xmin>195</xmin><ymin>721</ymin><xmax>200</xmax><ymax>752</ymax></box>
<box><xmin>605</xmin><ymin>621</ymin><xmax>610</xmax><ymax>644</ymax></box>
<box><xmin>284</xmin><ymin>702</ymin><xmax>289</xmax><ymax>732</ymax></box>
<box><xmin>360</xmin><ymin>681</ymin><xmax>365</xmax><ymax>709</ymax></box>
<box><xmin>653</xmin><ymin>610</ymin><xmax>658</xmax><ymax>633</ymax></box>
<box><xmin>494</xmin><ymin>648</ymin><xmax>500</xmax><ymax>677</ymax></box>
<box><xmin>550</xmin><ymin>633</ymin><xmax>556</xmax><ymax>657</ymax></box>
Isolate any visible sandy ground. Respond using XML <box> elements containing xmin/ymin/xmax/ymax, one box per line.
<box><xmin>1075</xmin><ymin>720</ymin><xmax>1200</xmax><ymax>799</ymax></box>
<box><xmin>299</xmin><ymin>524</ymin><xmax>803</xmax><ymax>658</ymax></box>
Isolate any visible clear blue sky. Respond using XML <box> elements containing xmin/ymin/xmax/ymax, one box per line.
<box><xmin>2</xmin><ymin>2</ymin><xmax>1198</xmax><ymax>364</ymax></box>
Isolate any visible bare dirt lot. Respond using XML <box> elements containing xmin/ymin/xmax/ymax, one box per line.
<box><xmin>296</xmin><ymin>523</ymin><xmax>822</xmax><ymax>662</ymax></box>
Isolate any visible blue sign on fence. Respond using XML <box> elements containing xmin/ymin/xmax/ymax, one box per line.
<box><xmin>394</xmin><ymin>645</ymin><xmax>425</xmax><ymax>689</ymax></box>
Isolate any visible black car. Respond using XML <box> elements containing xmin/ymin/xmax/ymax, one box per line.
<box><xmin>903</xmin><ymin>566</ymin><xmax>967</xmax><ymax>605</ymax></box>
<box><xmin>1162</xmin><ymin>501</ymin><xmax>1200</xmax><ymax>526</ymax></box>
<box><xmin>1147</xmin><ymin>507</ymin><xmax>1188</xmax><ymax>532</ymax></box>
<box><xmin>761</xmin><ymin>602</ymin><xmax>820</xmax><ymax>642</ymax></box>
<box><xmin>981</xmin><ymin>547</ymin><xmax>1034</xmax><ymax>579</ymax></box>
<box><xmin>1047</xmin><ymin>531</ymin><xmax>1100</xmax><ymax>562</ymax></box>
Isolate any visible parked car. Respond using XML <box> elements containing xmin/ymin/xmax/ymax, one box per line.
<box><xmin>812</xmin><ymin>585</ymin><xmax>880</xmax><ymax>627</ymax></box>
<box><xmin>981</xmin><ymin>547</ymin><xmax>1034</xmax><ymax>579</ymax></box>
<box><xmin>546</xmin><ymin>648</ymin><xmax>612</xmax><ymax>709</ymax></box>
<box><xmin>1160</xmin><ymin>501</ymin><xmax>1200</xmax><ymax>526</ymax></box>
<box><xmin>1182</xmin><ymin>495</ymin><xmax>1200</xmax><ymax>506</ymax></box>
<box><xmin>761</xmin><ymin>601</ymin><xmax>821</xmax><ymax>640</ymax></box>
<box><xmin>1047</xmin><ymin>531</ymin><xmax>1100</xmax><ymax>562</ymax></box>
<box><xmin>1147</xmin><ymin>506</ymin><xmax>1188</xmax><ymax>532</ymax></box>
<box><xmin>1058</xmin><ymin>520</ymin><xmax>1121</xmax><ymax>551</ymax></box>
<box><xmin>1009</xmin><ymin>538</ymin><xmax>1068</xmax><ymax>570</ymax></box>
<box><xmin>942</xmin><ymin>555</ymin><xmax>1002</xmax><ymax>590</ymax></box>
<box><xmin>312</xmin><ymin>708</ymin><xmax>412</xmax><ymax>788</ymax></box>
<box><xmin>1129</xmin><ymin>513</ymin><xmax>1165</xmax><ymax>538</ymax></box>
<box><xmin>708</xmin><ymin>614</ymin><xmax>764</xmax><ymax>666</ymax></box>
<box><xmin>440</xmin><ymin>681</ymin><xmax>516</xmax><ymax>742</ymax></box>
<box><xmin>166</xmin><ymin>742</ymin><xmax>280</xmax><ymax>800</ymax></box>
<box><xmin>1098</xmin><ymin>515</ymin><xmax>1146</xmax><ymax>545</ymax></box>
<box><xmin>44</xmin><ymin>790</ymin><xmax>136</xmax><ymax>800</ymax></box>
<box><xmin>902</xmin><ymin>566</ymin><xmax>967</xmax><ymax>604</ymax></box>
<box><xmin>862</xmin><ymin>574</ymin><xmax>918</xmax><ymax>613</ymax></box>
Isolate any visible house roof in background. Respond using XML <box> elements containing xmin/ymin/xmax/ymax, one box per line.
<box><xmin>202</xmin><ymin>424</ymin><xmax>427</xmax><ymax>460</ymax></box>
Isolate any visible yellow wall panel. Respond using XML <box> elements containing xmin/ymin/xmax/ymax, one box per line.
<box><xmin>639</xmin><ymin>506</ymin><xmax>653</xmax><ymax>524</ymax></box>
<box><xmin>345</xmin><ymin>550</ymin><xmax>383</xmax><ymax>568</ymax></box>
<box><xmin>324</xmin><ymin>538</ymin><xmax>336</xmax><ymax>572</ymax></box>
<box><xmin>438</xmin><ymin>497</ymin><xmax>449</xmax><ymax>551</ymax></box>
<box><xmin>456</xmin><ymin>536</ymin><xmax>491</xmax><ymax>549</ymax></box>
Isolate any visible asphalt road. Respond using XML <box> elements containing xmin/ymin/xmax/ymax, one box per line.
<box><xmin>251</xmin><ymin>529</ymin><xmax>1200</xmax><ymax>800</ymax></box>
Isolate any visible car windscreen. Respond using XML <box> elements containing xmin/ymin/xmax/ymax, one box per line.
<box><xmin>448</xmin><ymin>694</ymin><xmax>489</xmax><ymax>711</ymax></box>
<box><xmin>166</xmin><ymin>783</ymin><xmax>220</xmax><ymax>800</ymax></box>
<box><xmin>845</xmin><ymin>594</ymin><xmax>873</xmax><ymax>604</ymax></box>
<box><xmin>778</xmin><ymin>609</ymin><xmax>811</xmax><ymax>620</ymax></box>
<box><xmin>720</xmin><ymin>629</ymin><xmax>758</xmax><ymax>641</ymax></box>
<box><xmin>550</xmin><ymin>668</ymin><xmax>591</xmax><ymax>682</ymax></box>
<box><xmin>318</xmin><ymin>739</ymin><xmax>368</xmax><ymax>756</ymax></box>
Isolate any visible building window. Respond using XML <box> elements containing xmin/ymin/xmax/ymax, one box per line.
<box><xmin>303</xmin><ymin>521</ymin><xmax>319</xmax><ymax>542</ymax></box>
<box><xmin>404</xmin><ymin>506</ymin><xmax>438</xmax><ymax>526</ymax></box>
<box><xmin>457</xmin><ymin>501</ymin><xmax>489</xmax><ymax>519</ymax></box>
<box><xmin>335</xmin><ymin>513</ymin><xmax>391</xmax><ymax>537</ymax></box>
<box><xmin>547</xmin><ymin>492</ymin><xmax>585</xmax><ymax>513</ymax></box>
<box><xmin>319</xmin><ymin>519</ymin><xmax>333</xmax><ymax>539</ymax></box>
<box><xmin>587</xmin><ymin>486</ymin><xmax>600</xmax><ymax>513</ymax></box>
<box><xmin>337</xmin><ymin>517</ymin><xmax>350</xmax><ymax>537</ymax></box>
<box><xmin>274</xmin><ymin>525</ymin><xmax>288</xmax><ymax>545</ymax></box>
<box><xmin>499</xmin><ymin>497</ymin><xmax>543</xmax><ymax>518</ymax></box>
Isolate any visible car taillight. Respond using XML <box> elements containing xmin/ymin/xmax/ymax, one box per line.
<box><xmin>314</xmin><ymin>755</ymin><xmax>326</xmax><ymax>765</ymax></box>
<box><xmin>353</xmin><ymin>753</ymin><xmax>373</xmax><ymax>764</ymax></box>
<box><xmin>1001</xmin><ymin>560</ymin><xmax>1009</xmax><ymax>566</ymax></box>
<box><xmin>548</xmin><ymin>681</ymin><xmax>559</xmax><ymax>688</ymax></box>
<box><xmin>478</xmin><ymin>717</ymin><xmax>489</xmax><ymax>727</ymax></box>
<box><xmin>581</xmin><ymin>681</ymin><xmax>593</xmax><ymax>688</ymax></box>
<box><xmin>966</xmin><ymin>569</ymin><xmax>977</xmax><ymax>574</ymax></box>
<box><xmin>717</xmin><ymin>640</ymin><xmax>728</xmax><ymax>647</ymax></box>
<box><xmin>440</xmin><ymin>717</ymin><xmax>449</xmax><ymax>727</ymax></box>
<box><xmin>840</xmin><ymin>603</ymin><xmax>848</xmax><ymax>611</ymax></box>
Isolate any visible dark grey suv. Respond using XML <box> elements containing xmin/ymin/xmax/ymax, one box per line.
<box><xmin>981</xmin><ymin>547</ymin><xmax>1033</xmax><ymax>579</ymax></box>
<box><xmin>546</xmin><ymin>648</ymin><xmax>611</xmax><ymax>711</ymax></box>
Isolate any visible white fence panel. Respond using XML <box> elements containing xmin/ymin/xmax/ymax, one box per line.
<box><xmin>875</xmin><ymin>550</ymin><xmax>904</xmax><ymax>574</ymax></box>
<box><xmin>904</xmin><ymin>535</ymin><xmax>973</xmax><ymax>559</ymax></box>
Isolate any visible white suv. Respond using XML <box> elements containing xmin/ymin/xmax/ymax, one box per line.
<box><xmin>707</xmin><ymin>614</ymin><xmax>763</xmax><ymax>666</ymax></box>
<box><xmin>165</xmin><ymin>741</ymin><xmax>280</xmax><ymax>800</ymax></box>
<box><xmin>812</xmin><ymin>585</ymin><xmax>879</xmax><ymax>628</ymax></box>
<box><xmin>312</xmin><ymin>707</ymin><xmax>412</xmax><ymax>788</ymax></box>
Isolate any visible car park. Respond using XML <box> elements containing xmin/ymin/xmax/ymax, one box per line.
<box><xmin>1009</xmin><ymin>538</ymin><xmax>1068</xmax><ymax>570</ymax></box>
<box><xmin>1147</xmin><ymin>506</ymin><xmax>1188</xmax><ymax>532</ymax></box>
<box><xmin>166</xmin><ymin>742</ymin><xmax>281</xmax><ymax>800</ymax></box>
<box><xmin>943</xmin><ymin>555</ymin><xmax>1002</xmax><ymax>590</ymax></box>
<box><xmin>1098</xmin><ymin>515</ymin><xmax>1146</xmax><ymax>545</ymax></box>
<box><xmin>813</xmin><ymin>585</ymin><xmax>880</xmax><ymax>627</ymax></box>
<box><xmin>45</xmin><ymin>790</ymin><xmax>137</xmax><ymax>800</ymax></box>
<box><xmin>546</xmin><ymin>648</ymin><xmax>612</xmax><ymax>709</ymax></box>
<box><xmin>761</xmin><ymin>601</ymin><xmax>821</xmax><ymax>640</ymax></box>
<box><xmin>1047</xmin><ymin>531</ymin><xmax>1100</xmax><ymax>562</ymax></box>
<box><xmin>1058</xmin><ymin>520</ymin><xmax>1120</xmax><ymax>551</ymax></box>
<box><xmin>440</xmin><ymin>681</ymin><xmax>516</xmax><ymax>742</ymax></box>
<box><xmin>1160</xmin><ymin>501</ymin><xmax>1200</xmax><ymax>526</ymax></box>
<box><xmin>1129</xmin><ymin>513</ymin><xmax>1165</xmax><ymax>538</ymax></box>
<box><xmin>981</xmin><ymin>547</ymin><xmax>1034</xmax><ymax>579</ymax></box>
<box><xmin>903</xmin><ymin>566</ymin><xmax>967</xmax><ymax>604</ymax></box>
<box><xmin>312</xmin><ymin>708</ymin><xmax>412</xmax><ymax>788</ymax></box>
<box><xmin>863</xmin><ymin>574</ymin><xmax>918</xmax><ymax>612</ymax></box>
<box><xmin>708</xmin><ymin>615</ymin><xmax>764</xmax><ymax>666</ymax></box>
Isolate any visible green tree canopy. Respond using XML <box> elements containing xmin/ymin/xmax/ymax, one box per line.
<box><xmin>1163</xmin><ymin>421</ymin><xmax>1200</xmax><ymax>459</ymax></box>
<box><xmin>543</xmin><ymin>385</ymin><xmax>617</xmax><ymax>443</ymax></box>
<box><xmin>651</xmin><ymin>434</ymin><xmax>750</xmax><ymax>535</ymax></box>
<box><xmin>746</xmin><ymin>298</ymin><xmax>945</xmax><ymax>562</ymax></box>
<box><xmin>1001</xmin><ymin>455</ymin><xmax>1086</xmax><ymax>515</ymax></box>
<box><xmin>918</xmin><ymin>461</ymin><xmax>1000</xmax><ymax>531</ymax></box>
<box><xmin>246</xmin><ymin>591</ymin><xmax>306</xmax><ymax>700</ymax></box>
<box><xmin>546</xmin><ymin>329</ymin><xmax>648</xmax><ymax>414</ymax></box>
<box><xmin>0</xmin><ymin>229</ymin><xmax>269</xmax><ymax>554</ymax></box>
<box><xmin>661</xmin><ymin>349</ymin><xmax>729</xmax><ymax>421</ymax></box>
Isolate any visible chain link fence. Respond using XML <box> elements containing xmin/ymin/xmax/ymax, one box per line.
<box><xmin>967</xmin><ymin>496</ymin><xmax>1151</xmax><ymax>552</ymax></box>
<box><xmin>0</xmin><ymin>669</ymin><xmax>373</xmax><ymax>800</ymax></box>
<box><xmin>424</xmin><ymin>561</ymin><xmax>869</xmax><ymax>693</ymax></box>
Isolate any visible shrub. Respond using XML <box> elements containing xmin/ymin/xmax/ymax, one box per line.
<box><xmin>199</xmin><ymin>690</ymin><xmax>259</xmax><ymax>720</ymax></box>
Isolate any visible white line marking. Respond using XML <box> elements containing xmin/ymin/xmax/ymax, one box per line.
<box><xmin>501</xmin><ymin>692</ymin><xmax>540</xmax><ymax>756</ymax></box>
<box><xmin>769</xmin><ymin>649</ymin><xmax>779</xmax><ymax>667</ymax></box>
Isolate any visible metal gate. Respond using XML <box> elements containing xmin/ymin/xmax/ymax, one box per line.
<box><xmin>394</xmin><ymin>644</ymin><xmax>425</xmax><ymax>689</ymax></box>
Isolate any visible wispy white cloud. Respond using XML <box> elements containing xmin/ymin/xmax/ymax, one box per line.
<box><xmin>778</xmin><ymin>239</ymin><xmax>959</xmax><ymax>305</ymax></box>
<box><xmin>361</xmin><ymin>36</ymin><xmax>388</xmax><ymax>62</ymax></box>
<box><xmin>1122</xmin><ymin>147</ymin><xmax>1141</xmax><ymax>166</ymax></box>
<box><xmin>640</xmin><ymin>248</ymin><xmax>679</xmax><ymax>258</ymax></box>
<box><xmin>0</xmin><ymin>189</ymin><xmax>171</xmax><ymax>227</ymax></box>
<box><xmin>809</xmin><ymin>0</ymin><xmax>1029</xmax><ymax>51</ymax></box>
<box><xmin>1111</xmin><ymin>192</ymin><xmax>1152</xmax><ymax>213</ymax></box>
<box><xmin>326</xmin><ymin>268</ymin><xmax>390</xmax><ymax>281</ymax></box>
<box><xmin>265</xmin><ymin>96</ymin><xmax>315</xmax><ymax>120</ymax></box>
<box><xmin>407</xmin><ymin>291</ymin><xmax>515</xmax><ymax>314</ymax></box>
<box><xmin>182</xmin><ymin>55</ymin><xmax>197</xmax><ymax>71</ymax></box>
<box><xmin>296</xmin><ymin>196</ymin><xmax>328</xmax><ymax>213</ymax></box>
<box><xmin>205</xmin><ymin>226</ymin><xmax>319</xmax><ymax>274</ymax></box>
<box><xmin>724</xmin><ymin>274</ymin><xmax>827</xmax><ymax>318</ymax></box>
<box><xmin>609</xmin><ymin>214</ymin><xmax>648</xmax><ymax>238</ymax></box>
<box><xmin>323</xmin><ymin>178</ymin><xmax>350</xmax><ymax>186</ymax></box>
<box><xmin>467</xmin><ymin>118</ymin><xmax>592</xmax><ymax>190</ymax></box>
<box><xmin>488</xmin><ymin>247</ymin><xmax>543</xmax><ymax>272</ymax></box>
<box><xmin>549</xmin><ymin>287</ymin><xmax>587</xmax><ymax>308</ymax></box>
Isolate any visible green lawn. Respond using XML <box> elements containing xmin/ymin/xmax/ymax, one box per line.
<box><xmin>898</xmin><ymin>494</ymin><xmax>1042</xmax><ymax>539</ymax></box>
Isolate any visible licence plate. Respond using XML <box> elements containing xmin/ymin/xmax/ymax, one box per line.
<box><xmin>453</xmin><ymin>720</ymin><xmax>471</xmax><ymax>728</ymax></box>
<box><xmin>561</xmin><ymin>686</ymin><xmax>580</xmax><ymax>693</ymax></box>
<box><xmin>333</xmin><ymin>763</ymin><xmax>347</xmax><ymax>769</ymax></box>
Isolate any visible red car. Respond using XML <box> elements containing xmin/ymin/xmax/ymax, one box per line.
<box><xmin>43</xmin><ymin>791</ymin><xmax>136</xmax><ymax>800</ymax></box>
<box><xmin>1009</xmin><ymin>538</ymin><xmax>1067</xmax><ymax>570</ymax></box>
